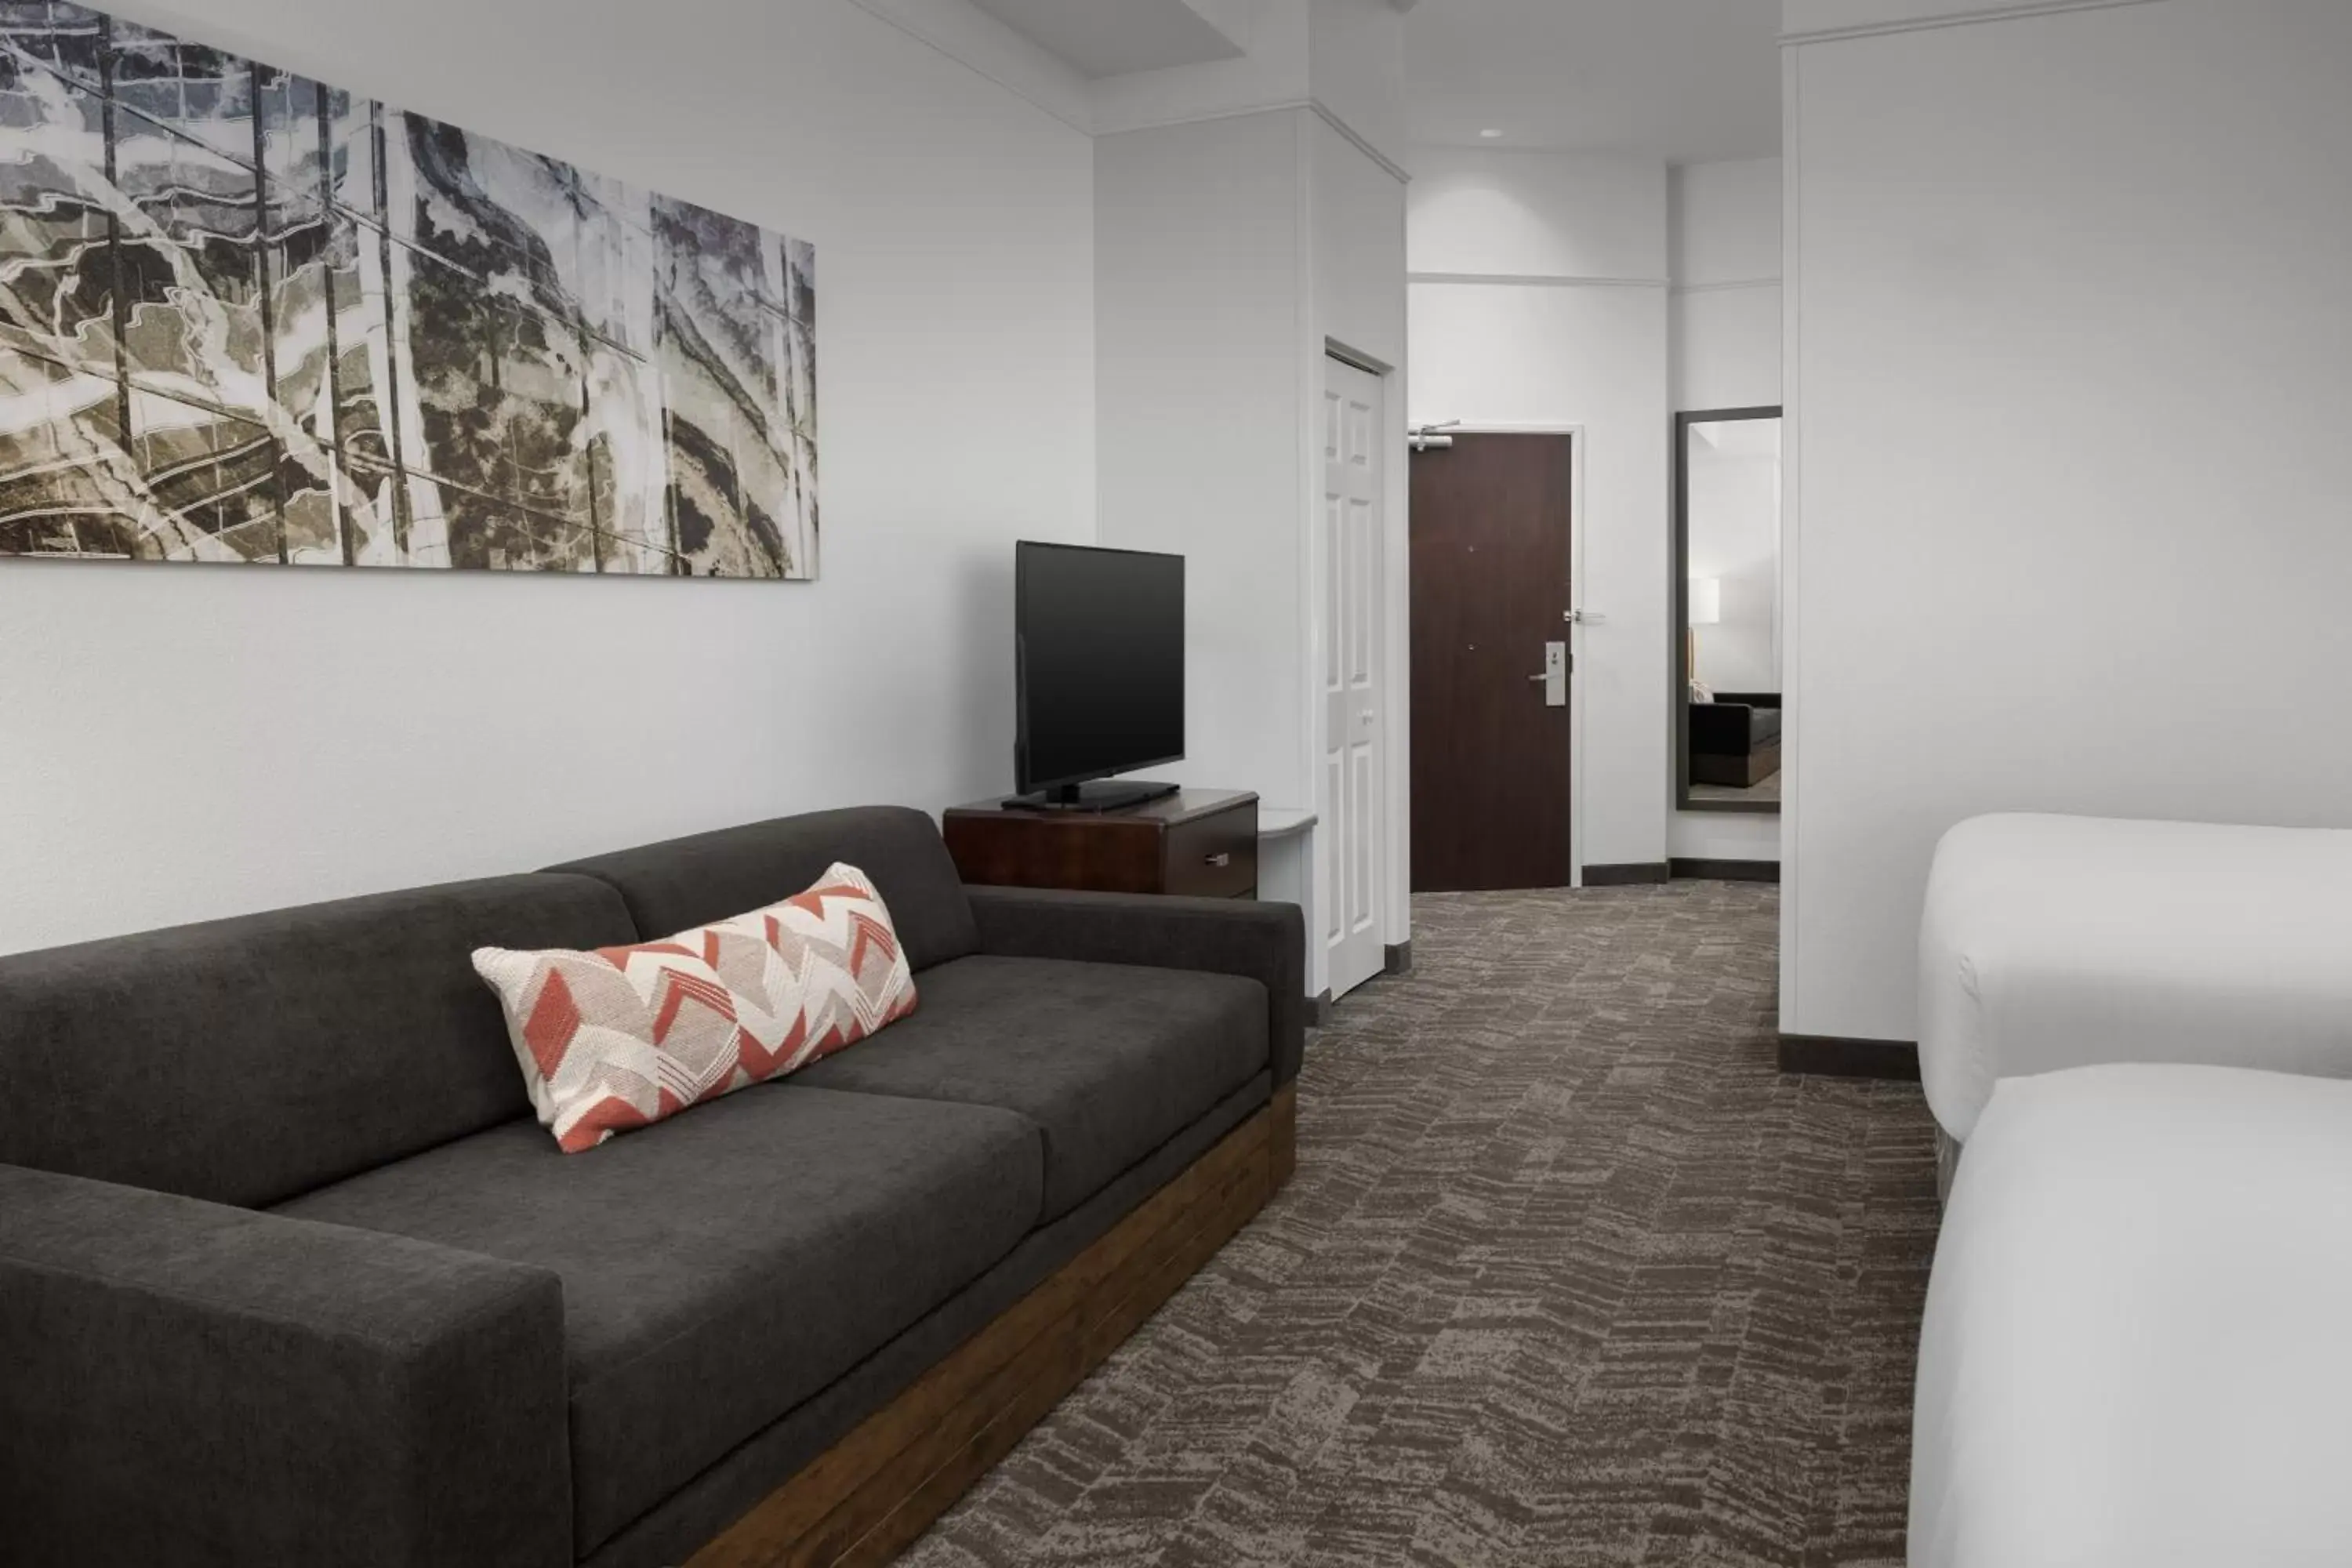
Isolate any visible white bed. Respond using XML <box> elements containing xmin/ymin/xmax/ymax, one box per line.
<box><xmin>1918</xmin><ymin>813</ymin><xmax>2352</xmax><ymax>1145</ymax></box>
<box><xmin>1911</xmin><ymin>1062</ymin><xmax>2352</xmax><ymax>1568</ymax></box>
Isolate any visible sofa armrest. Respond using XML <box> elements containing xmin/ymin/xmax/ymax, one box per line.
<box><xmin>0</xmin><ymin>1162</ymin><xmax>572</xmax><ymax>1568</ymax></box>
<box><xmin>1687</xmin><ymin>701</ymin><xmax>1756</xmax><ymax>754</ymax></box>
<box><xmin>966</xmin><ymin>887</ymin><xmax>1306</xmax><ymax>1086</ymax></box>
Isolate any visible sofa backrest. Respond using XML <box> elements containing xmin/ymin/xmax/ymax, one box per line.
<box><xmin>0</xmin><ymin>874</ymin><xmax>636</xmax><ymax>1207</ymax></box>
<box><xmin>547</xmin><ymin>805</ymin><xmax>979</xmax><ymax>972</ymax></box>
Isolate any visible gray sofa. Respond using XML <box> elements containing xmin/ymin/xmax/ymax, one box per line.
<box><xmin>0</xmin><ymin>805</ymin><xmax>1302</xmax><ymax>1568</ymax></box>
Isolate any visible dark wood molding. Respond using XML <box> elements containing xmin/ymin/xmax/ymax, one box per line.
<box><xmin>688</xmin><ymin>1090</ymin><xmax>1295</xmax><ymax>1567</ymax></box>
<box><xmin>1777</xmin><ymin>1033</ymin><xmax>1921</xmax><ymax>1080</ymax></box>
<box><xmin>1582</xmin><ymin>862</ymin><xmax>1671</xmax><ymax>887</ymax></box>
<box><xmin>1269</xmin><ymin>1083</ymin><xmax>1298</xmax><ymax>1189</ymax></box>
<box><xmin>942</xmin><ymin>789</ymin><xmax>1258</xmax><ymax>900</ymax></box>
<box><xmin>1383</xmin><ymin>941</ymin><xmax>1413</xmax><ymax>976</ymax></box>
<box><xmin>1669</xmin><ymin>858</ymin><xmax>1781</xmax><ymax>884</ymax></box>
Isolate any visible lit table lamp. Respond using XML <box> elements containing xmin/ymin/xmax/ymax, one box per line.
<box><xmin>1688</xmin><ymin>577</ymin><xmax>1721</xmax><ymax>698</ymax></box>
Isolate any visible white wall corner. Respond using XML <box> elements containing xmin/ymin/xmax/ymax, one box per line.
<box><xmin>843</xmin><ymin>0</ymin><xmax>1095</xmax><ymax>132</ymax></box>
<box><xmin>1178</xmin><ymin>0</ymin><xmax>1262</xmax><ymax>54</ymax></box>
<box><xmin>1307</xmin><ymin>0</ymin><xmax>1409</xmax><ymax>173</ymax></box>
<box><xmin>1090</xmin><ymin>0</ymin><xmax>1408</xmax><ymax>183</ymax></box>
<box><xmin>1089</xmin><ymin>1</ymin><xmax>1310</xmax><ymax>136</ymax></box>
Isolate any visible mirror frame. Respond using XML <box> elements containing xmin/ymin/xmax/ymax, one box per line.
<box><xmin>1673</xmin><ymin>405</ymin><xmax>1784</xmax><ymax>815</ymax></box>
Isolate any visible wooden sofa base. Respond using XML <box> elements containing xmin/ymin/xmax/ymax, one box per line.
<box><xmin>1690</xmin><ymin>739</ymin><xmax>1781</xmax><ymax>789</ymax></box>
<box><xmin>688</xmin><ymin>1083</ymin><xmax>1298</xmax><ymax>1568</ymax></box>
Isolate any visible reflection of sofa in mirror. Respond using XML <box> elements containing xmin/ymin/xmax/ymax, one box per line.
<box><xmin>1690</xmin><ymin>692</ymin><xmax>1782</xmax><ymax>786</ymax></box>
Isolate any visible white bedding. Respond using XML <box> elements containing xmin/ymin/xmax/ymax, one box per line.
<box><xmin>1911</xmin><ymin>1064</ymin><xmax>2352</xmax><ymax>1568</ymax></box>
<box><xmin>1918</xmin><ymin>813</ymin><xmax>2352</xmax><ymax>1143</ymax></box>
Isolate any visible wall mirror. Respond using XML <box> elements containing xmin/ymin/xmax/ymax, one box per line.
<box><xmin>1674</xmin><ymin>407</ymin><xmax>1783</xmax><ymax>814</ymax></box>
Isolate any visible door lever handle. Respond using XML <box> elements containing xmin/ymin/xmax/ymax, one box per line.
<box><xmin>1533</xmin><ymin>641</ymin><xmax>1568</xmax><ymax>706</ymax></box>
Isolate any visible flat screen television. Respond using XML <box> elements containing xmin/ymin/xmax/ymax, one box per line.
<box><xmin>1013</xmin><ymin>541</ymin><xmax>1185</xmax><ymax>811</ymax></box>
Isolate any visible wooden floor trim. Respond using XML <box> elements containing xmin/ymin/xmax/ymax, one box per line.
<box><xmin>689</xmin><ymin>1089</ymin><xmax>1295</xmax><ymax>1568</ymax></box>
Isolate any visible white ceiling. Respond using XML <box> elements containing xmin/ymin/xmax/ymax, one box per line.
<box><xmin>964</xmin><ymin>0</ymin><xmax>1246</xmax><ymax>79</ymax></box>
<box><xmin>1405</xmin><ymin>0</ymin><xmax>1782</xmax><ymax>163</ymax></box>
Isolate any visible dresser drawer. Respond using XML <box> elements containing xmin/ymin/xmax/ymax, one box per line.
<box><xmin>1162</xmin><ymin>804</ymin><xmax>1258</xmax><ymax>898</ymax></box>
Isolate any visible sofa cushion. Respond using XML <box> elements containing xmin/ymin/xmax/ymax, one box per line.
<box><xmin>548</xmin><ymin>806</ymin><xmax>979</xmax><ymax>974</ymax></box>
<box><xmin>790</xmin><ymin>954</ymin><xmax>1269</xmax><ymax>1220</ymax></box>
<box><xmin>273</xmin><ymin>1084</ymin><xmax>1043</xmax><ymax>1555</ymax></box>
<box><xmin>0</xmin><ymin>874</ymin><xmax>636</xmax><ymax>1208</ymax></box>
<box><xmin>585</xmin><ymin>1073</ymin><xmax>1273</xmax><ymax>1568</ymax></box>
<box><xmin>474</xmin><ymin>862</ymin><xmax>920</xmax><ymax>1152</ymax></box>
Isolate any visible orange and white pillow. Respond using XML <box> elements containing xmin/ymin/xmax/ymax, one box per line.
<box><xmin>474</xmin><ymin>862</ymin><xmax>918</xmax><ymax>1152</ymax></box>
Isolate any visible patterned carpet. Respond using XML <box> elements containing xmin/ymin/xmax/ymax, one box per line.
<box><xmin>902</xmin><ymin>882</ymin><xmax>1941</xmax><ymax>1568</ymax></box>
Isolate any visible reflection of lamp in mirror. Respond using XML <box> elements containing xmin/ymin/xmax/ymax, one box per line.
<box><xmin>1688</xmin><ymin>576</ymin><xmax>1721</xmax><ymax>699</ymax></box>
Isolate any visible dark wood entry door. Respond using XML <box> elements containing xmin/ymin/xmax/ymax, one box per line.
<box><xmin>1409</xmin><ymin>433</ymin><xmax>1575</xmax><ymax>891</ymax></box>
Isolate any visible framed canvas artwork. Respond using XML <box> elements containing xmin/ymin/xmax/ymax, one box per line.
<box><xmin>0</xmin><ymin>2</ymin><xmax>818</xmax><ymax>577</ymax></box>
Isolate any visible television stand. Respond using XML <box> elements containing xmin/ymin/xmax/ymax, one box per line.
<box><xmin>1000</xmin><ymin>779</ymin><xmax>1181</xmax><ymax>814</ymax></box>
<box><xmin>944</xmin><ymin>789</ymin><xmax>1259</xmax><ymax>898</ymax></box>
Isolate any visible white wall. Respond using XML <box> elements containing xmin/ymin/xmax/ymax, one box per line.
<box><xmin>1095</xmin><ymin>101</ymin><xmax>1406</xmax><ymax>998</ymax></box>
<box><xmin>1410</xmin><ymin>150</ymin><xmax>1665</xmax><ymax>281</ymax></box>
<box><xmin>1686</xmin><ymin>442</ymin><xmax>1780</xmax><ymax>695</ymax></box>
<box><xmin>1407</xmin><ymin>150</ymin><xmax>1671</xmax><ymax>871</ymax></box>
<box><xmin>1782</xmin><ymin>0</ymin><xmax>2352</xmax><ymax>1038</ymax></box>
<box><xmin>1309</xmin><ymin>116</ymin><xmax>1411</xmax><ymax>944</ymax></box>
<box><xmin>1307</xmin><ymin>0</ymin><xmax>1409</xmax><ymax>176</ymax></box>
<box><xmin>0</xmin><ymin>0</ymin><xmax>1096</xmax><ymax>955</ymax></box>
<box><xmin>1095</xmin><ymin>112</ymin><xmax>1307</xmax><ymax>805</ymax></box>
<box><xmin>1671</xmin><ymin>158</ymin><xmax>1783</xmax><ymax>411</ymax></box>
<box><xmin>1669</xmin><ymin>156</ymin><xmax>1783</xmax><ymax>863</ymax></box>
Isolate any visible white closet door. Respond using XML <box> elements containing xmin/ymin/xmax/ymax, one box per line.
<box><xmin>1322</xmin><ymin>355</ymin><xmax>1385</xmax><ymax>999</ymax></box>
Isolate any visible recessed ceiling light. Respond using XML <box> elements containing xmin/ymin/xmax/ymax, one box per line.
<box><xmin>1479</xmin><ymin>128</ymin><xmax>1504</xmax><ymax>139</ymax></box>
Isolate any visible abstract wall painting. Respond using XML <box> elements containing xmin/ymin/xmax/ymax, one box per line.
<box><xmin>0</xmin><ymin>2</ymin><xmax>818</xmax><ymax>577</ymax></box>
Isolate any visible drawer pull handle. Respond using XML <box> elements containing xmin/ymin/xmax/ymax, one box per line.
<box><xmin>1205</xmin><ymin>852</ymin><xmax>1232</xmax><ymax>868</ymax></box>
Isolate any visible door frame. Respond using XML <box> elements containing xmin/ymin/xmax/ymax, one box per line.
<box><xmin>1404</xmin><ymin>420</ymin><xmax>1588</xmax><ymax>892</ymax></box>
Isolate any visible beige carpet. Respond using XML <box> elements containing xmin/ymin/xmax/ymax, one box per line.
<box><xmin>903</xmin><ymin>882</ymin><xmax>1940</xmax><ymax>1567</ymax></box>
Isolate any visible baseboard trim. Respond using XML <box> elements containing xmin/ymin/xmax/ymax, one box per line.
<box><xmin>1668</xmin><ymin>858</ymin><xmax>1781</xmax><ymax>884</ymax></box>
<box><xmin>1383</xmin><ymin>941</ymin><xmax>1413</xmax><ymax>976</ymax></box>
<box><xmin>1582</xmin><ymin>862</ymin><xmax>1671</xmax><ymax>887</ymax></box>
<box><xmin>1777</xmin><ymin>1033</ymin><xmax>1921</xmax><ymax>1080</ymax></box>
<box><xmin>1308</xmin><ymin>989</ymin><xmax>1333</xmax><ymax>1027</ymax></box>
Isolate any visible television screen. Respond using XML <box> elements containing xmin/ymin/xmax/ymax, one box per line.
<box><xmin>1017</xmin><ymin>543</ymin><xmax>1185</xmax><ymax>793</ymax></box>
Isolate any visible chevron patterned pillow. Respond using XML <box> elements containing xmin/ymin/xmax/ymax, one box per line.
<box><xmin>473</xmin><ymin>862</ymin><xmax>920</xmax><ymax>1152</ymax></box>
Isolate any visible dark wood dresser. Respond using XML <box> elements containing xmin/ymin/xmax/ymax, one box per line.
<box><xmin>942</xmin><ymin>789</ymin><xmax>1259</xmax><ymax>898</ymax></box>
